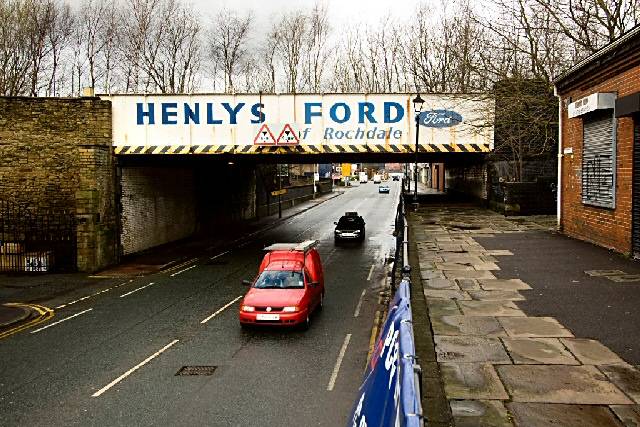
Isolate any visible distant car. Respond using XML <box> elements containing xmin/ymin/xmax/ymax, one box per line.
<box><xmin>239</xmin><ymin>240</ymin><xmax>324</xmax><ymax>330</ymax></box>
<box><xmin>373</xmin><ymin>174</ymin><xmax>381</xmax><ymax>184</ymax></box>
<box><xmin>392</xmin><ymin>175</ymin><xmax>400</xmax><ymax>181</ymax></box>
<box><xmin>334</xmin><ymin>212</ymin><xmax>366</xmax><ymax>242</ymax></box>
<box><xmin>378</xmin><ymin>185</ymin><xmax>390</xmax><ymax>194</ymax></box>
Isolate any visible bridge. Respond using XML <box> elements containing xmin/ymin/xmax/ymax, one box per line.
<box><xmin>105</xmin><ymin>93</ymin><xmax>494</xmax><ymax>162</ymax></box>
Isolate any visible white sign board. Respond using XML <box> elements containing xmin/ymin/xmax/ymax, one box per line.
<box><xmin>568</xmin><ymin>93</ymin><xmax>616</xmax><ymax>118</ymax></box>
<box><xmin>102</xmin><ymin>94</ymin><xmax>494</xmax><ymax>151</ymax></box>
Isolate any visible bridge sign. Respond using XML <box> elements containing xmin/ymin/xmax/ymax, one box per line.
<box><xmin>103</xmin><ymin>93</ymin><xmax>494</xmax><ymax>155</ymax></box>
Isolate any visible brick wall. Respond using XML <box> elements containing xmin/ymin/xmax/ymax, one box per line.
<box><xmin>120</xmin><ymin>166</ymin><xmax>197</xmax><ymax>255</ymax></box>
<box><xmin>0</xmin><ymin>97</ymin><xmax>116</xmax><ymax>272</ymax></box>
<box><xmin>446</xmin><ymin>163</ymin><xmax>487</xmax><ymax>200</ymax></box>
<box><xmin>559</xmin><ymin>64</ymin><xmax>640</xmax><ymax>254</ymax></box>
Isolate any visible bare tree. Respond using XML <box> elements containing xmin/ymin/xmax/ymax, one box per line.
<box><xmin>207</xmin><ymin>8</ymin><xmax>252</xmax><ymax>93</ymax></box>
<box><xmin>302</xmin><ymin>2</ymin><xmax>330</xmax><ymax>92</ymax></box>
<box><xmin>273</xmin><ymin>11</ymin><xmax>307</xmax><ymax>93</ymax></box>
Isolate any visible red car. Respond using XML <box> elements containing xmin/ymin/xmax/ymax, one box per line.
<box><xmin>239</xmin><ymin>240</ymin><xmax>325</xmax><ymax>330</ymax></box>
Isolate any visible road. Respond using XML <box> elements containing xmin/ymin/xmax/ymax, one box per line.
<box><xmin>0</xmin><ymin>180</ymin><xmax>401</xmax><ymax>426</ymax></box>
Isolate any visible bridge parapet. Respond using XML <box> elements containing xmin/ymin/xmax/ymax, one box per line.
<box><xmin>103</xmin><ymin>93</ymin><xmax>494</xmax><ymax>156</ymax></box>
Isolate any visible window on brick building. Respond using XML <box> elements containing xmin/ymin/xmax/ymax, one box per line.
<box><xmin>582</xmin><ymin>110</ymin><xmax>616</xmax><ymax>208</ymax></box>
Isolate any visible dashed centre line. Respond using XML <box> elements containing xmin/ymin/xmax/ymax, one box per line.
<box><xmin>201</xmin><ymin>295</ymin><xmax>243</xmax><ymax>324</ymax></box>
<box><xmin>170</xmin><ymin>265</ymin><xmax>197</xmax><ymax>277</ymax></box>
<box><xmin>120</xmin><ymin>282</ymin><xmax>155</xmax><ymax>298</ymax></box>
<box><xmin>92</xmin><ymin>339</ymin><xmax>179</xmax><ymax>398</ymax></box>
<box><xmin>210</xmin><ymin>250</ymin><xmax>230</xmax><ymax>260</ymax></box>
<box><xmin>30</xmin><ymin>308</ymin><xmax>93</xmax><ymax>334</ymax></box>
<box><xmin>56</xmin><ymin>280</ymin><xmax>134</xmax><ymax>309</ymax></box>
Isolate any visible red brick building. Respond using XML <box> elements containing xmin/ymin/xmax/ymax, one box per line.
<box><xmin>554</xmin><ymin>25</ymin><xmax>640</xmax><ymax>256</ymax></box>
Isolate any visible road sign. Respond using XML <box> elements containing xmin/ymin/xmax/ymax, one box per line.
<box><xmin>341</xmin><ymin>163</ymin><xmax>352</xmax><ymax>177</ymax></box>
<box><xmin>277</xmin><ymin>124</ymin><xmax>299</xmax><ymax>145</ymax></box>
<box><xmin>254</xmin><ymin>124</ymin><xmax>276</xmax><ymax>145</ymax></box>
<box><xmin>270</xmin><ymin>189</ymin><xmax>287</xmax><ymax>196</ymax></box>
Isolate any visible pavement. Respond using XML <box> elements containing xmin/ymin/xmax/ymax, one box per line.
<box><xmin>409</xmin><ymin>202</ymin><xmax>640</xmax><ymax>426</ymax></box>
<box><xmin>0</xmin><ymin>190</ymin><xmax>344</xmax><ymax>328</ymax></box>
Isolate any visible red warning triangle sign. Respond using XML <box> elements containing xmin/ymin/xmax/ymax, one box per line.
<box><xmin>254</xmin><ymin>124</ymin><xmax>276</xmax><ymax>145</ymax></box>
<box><xmin>277</xmin><ymin>124</ymin><xmax>300</xmax><ymax>145</ymax></box>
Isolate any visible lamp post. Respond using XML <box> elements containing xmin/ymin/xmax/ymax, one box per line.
<box><xmin>412</xmin><ymin>94</ymin><xmax>425</xmax><ymax>202</ymax></box>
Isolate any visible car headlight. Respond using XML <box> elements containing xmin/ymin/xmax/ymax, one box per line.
<box><xmin>241</xmin><ymin>305</ymin><xmax>255</xmax><ymax>312</ymax></box>
<box><xmin>283</xmin><ymin>306</ymin><xmax>298</xmax><ymax>312</ymax></box>
<box><xmin>354</xmin><ymin>229</ymin><xmax>361</xmax><ymax>234</ymax></box>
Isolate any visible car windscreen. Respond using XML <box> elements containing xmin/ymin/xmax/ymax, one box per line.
<box><xmin>337</xmin><ymin>217</ymin><xmax>362</xmax><ymax>229</ymax></box>
<box><xmin>254</xmin><ymin>270</ymin><xmax>304</xmax><ymax>289</ymax></box>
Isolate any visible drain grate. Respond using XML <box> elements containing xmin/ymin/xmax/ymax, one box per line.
<box><xmin>175</xmin><ymin>366</ymin><xmax>217</xmax><ymax>376</ymax></box>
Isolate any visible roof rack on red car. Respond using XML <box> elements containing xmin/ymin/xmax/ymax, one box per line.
<box><xmin>263</xmin><ymin>240</ymin><xmax>319</xmax><ymax>253</ymax></box>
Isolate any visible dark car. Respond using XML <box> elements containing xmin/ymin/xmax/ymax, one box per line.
<box><xmin>392</xmin><ymin>175</ymin><xmax>400</xmax><ymax>181</ymax></box>
<box><xmin>334</xmin><ymin>212</ymin><xmax>366</xmax><ymax>242</ymax></box>
<box><xmin>378</xmin><ymin>185</ymin><xmax>390</xmax><ymax>194</ymax></box>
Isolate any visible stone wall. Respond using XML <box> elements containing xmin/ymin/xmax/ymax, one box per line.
<box><xmin>119</xmin><ymin>166</ymin><xmax>197</xmax><ymax>255</ymax></box>
<box><xmin>0</xmin><ymin>97</ymin><xmax>116</xmax><ymax>272</ymax></box>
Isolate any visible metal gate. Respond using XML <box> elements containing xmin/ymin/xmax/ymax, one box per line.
<box><xmin>633</xmin><ymin>118</ymin><xmax>640</xmax><ymax>258</ymax></box>
<box><xmin>0</xmin><ymin>201</ymin><xmax>76</xmax><ymax>272</ymax></box>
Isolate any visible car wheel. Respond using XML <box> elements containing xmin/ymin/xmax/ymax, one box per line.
<box><xmin>300</xmin><ymin>315</ymin><xmax>310</xmax><ymax>331</ymax></box>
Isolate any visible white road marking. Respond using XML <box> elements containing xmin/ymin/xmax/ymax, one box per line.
<box><xmin>201</xmin><ymin>295</ymin><xmax>243</xmax><ymax>324</ymax></box>
<box><xmin>120</xmin><ymin>282</ymin><xmax>155</xmax><ymax>298</ymax></box>
<box><xmin>92</xmin><ymin>339</ymin><xmax>179</xmax><ymax>398</ymax></box>
<box><xmin>353</xmin><ymin>289</ymin><xmax>366</xmax><ymax>318</ymax></box>
<box><xmin>170</xmin><ymin>265</ymin><xmax>197</xmax><ymax>277</ymax></box>
<box><xmin>327</xmin><ymin>334</ymin><xmax>352</xmax><ymax>391</ymax></box>
<box><xmin>210</xmin><ymin>250</ymin><xmax>230</xmax><ymax>260</ymax></box>
<box><xmin>30</xmin><ymin>308</ymin><xmax>93</xmax><ymax>334</ymax></box>
<box><xmin>56</xmin><ymin>280</ymin><xmax>133</xmax><ymax>309</ymax></box>
<box><xmin>366</xmin><ymin>264</ymin><xmax>375</xmax><ymax>281</ymax></box>
<box><xmin>163</xmin><ymin>258</ymin><xmax>198</xmax><ymax>274</ymax></box>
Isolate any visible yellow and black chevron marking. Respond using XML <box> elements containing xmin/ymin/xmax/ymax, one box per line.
<box><xmin>114</xmin><ymin>143</ymin><xmax>491</xmax><ymax>155</ymax></box>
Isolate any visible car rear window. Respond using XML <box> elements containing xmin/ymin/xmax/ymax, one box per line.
<box><xmin>337</xmin><ymin>217</ymin><xmax>362</xmax><ymax>228</ymax></box>
<box><xmin>254</xmin><ymin>270</ymin><xmax>304</xmax><ymax>289</ymax></box>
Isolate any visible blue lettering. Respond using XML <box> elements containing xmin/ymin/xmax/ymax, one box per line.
<box><xmin>162</xmin><ymin>103</ymin><xmax>178</xmax><ymax>125</ymax></box>
<box><xmin>251</xmin><ymin>103</ymin><xmax>265</xmax><ymax>124</ymax></box>
<box><xmin>358</xmin><ymin>102</ymin><xmax>377</xmax><ymax>124</ymax></box>
<box><xmin>222</xmin><ymin>102</ymin><xmax>245</xmax><ymax>125</ymax></box>
<box><xmin>384</xmin><ymin>102</ymin><xmax>404</xmax><ymax>123</ymax></box>
<box><xmin>305</xmin><ymin>102</ymin><xmax>322</xmax><ymax>124</ymax></box>
<box><xmin>136</xmin><ymin>103</ymin><xmax>155</xmax><ymax>125</ymax></box>
<box><xmin>206</xmin><ymin>103</ymin><xmax>222</xmax><ymax>124</ymax></box>
<box><xmin>330</xmin><ymin>103</ymin><xmax>351</xmax><ymax>123</ymax></box>
<box><xmin>184</xmin><ymin>103</ymin><xmax>199</xmax><ymax>124</ymax></box>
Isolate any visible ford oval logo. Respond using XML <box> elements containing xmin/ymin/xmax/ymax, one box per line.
<box><xmin>418</xmin><ymin>110</ymin><xmax>463</xmax><ymax>128</ymax></box>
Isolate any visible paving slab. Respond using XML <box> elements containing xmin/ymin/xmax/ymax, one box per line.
<box><xmin>497</xmin><ymin>365</ymin><xmax>633</xmax><ymax>404</ymax></box>
<box><xmin>450</xmin><ymin>400</ymin><xmax>514</xmax><ymax>427</ymax></box>
<box><xmin>507</xmin><ymin>403</ymin><xmax>624</xmax><ymax>427</ymax></box>
<box><xmin>502</xmin><ymin>338</ymin><xmax>579</xmax><ymax>365</ymax></box>
<box><xmin>456</xmin><ymin>278</ymin><xmax>481</xmax><ymax>290</ymax></box>
<box><xmin>424</xmin><ymin>289</ymin><xmax>471</xmax><ymax>300</ymax></box>
<box><xmin>479</xmin><ymin>279</ymin><xmax>532</xmax><ymax>291</ymax></box>
<box><xmin>610</xmin><ymin>405</ymin><xmax>640</xmax><ymax>427</ymax></box>
<box><xmin>468</xmin><ymin>290</ymin><xmax>526</xmax><ymax>301</ymax></box>
<box><xmin>424</xmin><ymin>278</ymin><xmax>460</xmax><ymax>290</ymax></box>
<box><xmin>440</xmin><ymin>363</ymin><xmax>509</xmax><ymax>400</ymax></box>
<box><xmin>426</xmin><ymin>298</ymin><xmax>462</xmax><ymax>317</ymax></box>
<box><xmin>608</xmin><ymin>274</ymin><xmax>640</xmax><ymax>283</ymax></box>
<box><xmin>585</xmin><ymin>269</ymin><xmax>626</xmax><ymax>277</ymax></box>
<box><xmin>473</xmin><ymin>262</ymin><xmax>500</xmax><ymax>271</ymax></box>
<box><xmin>498</xmin><ymin>317</ymin><xmax>574</xmax><ymax>338</ymax></box>
<box><xmin>434</xmin><ymin>262</ymin><xmax>474</xmax><ymax>271</ymax></box>
<box><xmin>486</xmin><ymin>250</ymin><xmax>514</xmax><ymax>256</ymax></box>
<box><xmin>561</xmin><ymin>338</ymin><xmax>627</xmax><ymax>365</ymax></box>
<box><xmin>444</xmin><ymin>270</ymin><xmax>497</xmax><ymax>280</ymax></box>
<box><xmin>458</xmin><ymin>300</ymin><xmax>526</xmax><ymax>317</ymax></box>
<box><xmin>421</xmin><ymin>270</ymin><xmax>446</xmax><ymax>280</ymax></box>
<box><xmin>432</xmin><ymin>315</ymin><xmax>506</xmax><ymax>337</ymax></box>
<box><xmin>441</xmin><ymin>254</ymin><xmax>484</xmax><ymax>264</ymax></box>
<box><xmin>435</xmin><ymin>336</ymin><xmax>511</xmax><ymax>363</ymax></box>
<box><xmin>598</xmin><ymin>364</ymin><xmax>640</xmax><ymax>403</ymax></box>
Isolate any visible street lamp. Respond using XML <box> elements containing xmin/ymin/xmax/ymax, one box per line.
<box><xmin>412</xmin><ymin>93</ymin><xmax>425</xmax><ymax>202</ymax></box>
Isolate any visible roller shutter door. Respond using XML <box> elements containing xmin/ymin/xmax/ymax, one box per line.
<box><xmin>582</xmin><ymin>111</ymin><xmax>615</xmax><ymax>208</ymax></box>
